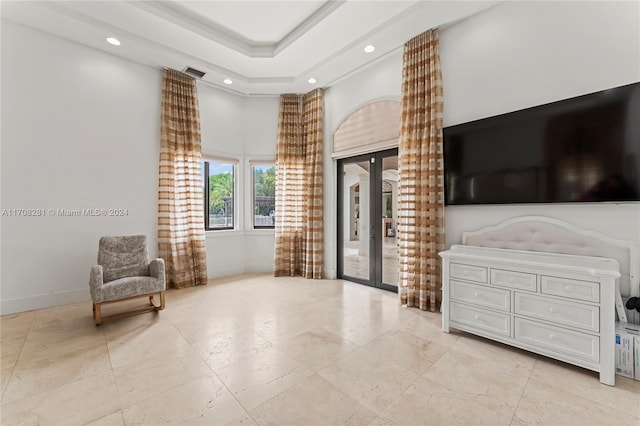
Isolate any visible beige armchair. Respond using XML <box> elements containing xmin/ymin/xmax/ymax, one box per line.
<box><xmin>89</xmin><ymin>235</ymin><xmax>166</xmax><ymax>325</ymax></box>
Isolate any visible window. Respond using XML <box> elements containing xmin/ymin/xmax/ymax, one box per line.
<box><xmin>252</xmin><ymin>163</ymin><xmax>276</xmax><ymax>228</ymax></box>
<box><xmin>203</xmin><ymin>159</ymin><xmax>235</xmax><ymax>230</ymax></box>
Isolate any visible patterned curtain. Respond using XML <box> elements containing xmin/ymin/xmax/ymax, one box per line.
<box><xmin>157</xmin><ymin>68</ymin><xmax>208</xmax><ymax>289</ymax></box>
<box><xmin>397</xmin><ymin>28</ymin><xmax>445</xmax><ymax>311</ymax></box>
<box><xmin>274</xmin><ymin>89</ymin><xmax>324</xmax><ymax>278</ymax></box>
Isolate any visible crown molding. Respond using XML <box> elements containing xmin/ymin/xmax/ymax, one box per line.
<box><xmin>128</xmin><ymin>0</ymin><xmax>346</xmax><ymax>59</ymax></box>
<box><xmin>34</xmin><ymin>1</ymin><xmax>248</xmax><ymax>79</ymax></box>
<box><xmin>273</xmin><ymin>1</ymin><xmax>346</xmax><ymax>56</ymax></box>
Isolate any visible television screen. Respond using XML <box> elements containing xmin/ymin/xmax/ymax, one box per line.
<box><xmin>444</xmin><ymin>82</ymin><xmax>640</xmax><ymax>205</ymax></box>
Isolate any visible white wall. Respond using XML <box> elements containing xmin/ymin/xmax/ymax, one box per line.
<box><xmin>1</xmin><ymin>21</ymin><xmax>161</xmax><ymax>313</ymax></box>
<box><xmin>242</xmin><ymin>97</ymin><xmax>279</xmax><ymax>274</ymax></box>
<box><xmin>324</xmin><ymin>1</ymin><xmax>640</xmax><ymax>286</ymax></box>
<box><xmin>198</xmin><ymin>84</ymin><xmax>245</xmax><ymax>278</ymax></box>
<box><xmin>441</xmin><ymin>0</ymin><xmax>640</xmax><ymax>127</ymax></box>
<box><xmin>198</xmin><ymin>85</ymin><xmax>279</xmax><ymax>279</ymax></box>
<box><xmin>439</xmin><ymin>0</ymin><xmax>640</xmax><ymax>249</ymax></box>
<box><xmin>0</xmin><ymin>22</ymin><xmax>279</xmax><ymax>313</ymax></box>
<box><xmin>199</xmin><ymin>85</ymin><xmax>244</xmax><ymax>157</ymax></box>
<box><xmin>243</xmin><ymin>97</ymin><xmax>280</xmax><ymax>157</ymax></box>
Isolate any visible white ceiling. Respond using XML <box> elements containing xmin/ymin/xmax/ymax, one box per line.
<box><xmin>1</xmin><ymin>0</ymin><xmax>500</xmax><ymax>96</ymax></box>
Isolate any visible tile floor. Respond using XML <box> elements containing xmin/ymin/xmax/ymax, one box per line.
<box><xmin>1</xmin><ymin>274</ymin><xmax>639</xmax><ymax>425</ymax></box>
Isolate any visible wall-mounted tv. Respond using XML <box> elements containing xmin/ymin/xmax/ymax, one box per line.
<box><xmin>444</xmin><ymin>82</ymin><xmax>640</xmax><ymax>205</ymax></box>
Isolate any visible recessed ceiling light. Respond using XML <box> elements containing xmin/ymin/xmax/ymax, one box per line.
<box><xmin>364</xmin><ymin>45</ymin><xmax>375</xmax><ymax>53</ymax></box>
<box><xmin>308</xmin><ymin>78</ymin><xmax>317</xmax><ymax>84</ymax></box>
<box><xmin>106</xmin><ymin>37</ymin><xmax>120</xmax><ymax>46</ymax></box>
<box><xmin>223</xmin><ymin>79</ymin><xmax>233</xmax><ymax>85</ymax></box>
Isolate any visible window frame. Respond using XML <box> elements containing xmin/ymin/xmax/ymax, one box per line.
<box><xmin>203</xmin><ymin>157</ymin><xmax>238</xmax><ymax>231</ymax></box>
<box><xmin>251</xmin><ymin>161</ymin><xmax>276</xmax><ymax>230</ymax></box>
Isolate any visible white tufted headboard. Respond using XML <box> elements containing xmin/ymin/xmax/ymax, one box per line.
<box><xmin>462</xmin><ymin>216</ymin><xmax>639</xmax><ymax>300</ymax></box>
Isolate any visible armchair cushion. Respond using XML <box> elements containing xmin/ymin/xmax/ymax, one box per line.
<box><xmin>100</xmin><ymin>275</ymin><xmax>165</xmax><ymax>302</ymax></box>
<box><xmin>98</xmin><ymin>235</ymin><xmax>150</xmax><ymax>282</ymax></box>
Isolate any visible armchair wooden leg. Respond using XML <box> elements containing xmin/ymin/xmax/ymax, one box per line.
<box><xmin>92</xmin><ymin>291</ymin><xmax>166</xmax><ymax>325</ymax></box>
<box><xmin>149</xmin><ymin>291</ymin><xmax>166</xmax><ymax>310</ymax></box>
<box><xmin>93</xmin><ymin>303</ymin><xmax>102</xmax><ymax>326</ymax></box>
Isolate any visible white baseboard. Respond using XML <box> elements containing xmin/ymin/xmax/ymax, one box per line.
<box><xmin>1</xmin><ymin>288</ymin><xmax>89</xmax><ymax>315</ymax></box>
<box><xmin>245</xmin><ymin>263</ymin><xmax>273</xmax><ymax>274</ymax></box>
<box><xmin>3</xmin><ymin>265</ymin><xmax>338</xmax><ymax>315</ymax></box>
<box><xmin>207</xmin><ymin>265</ymin><xmax>246</xmax><ymax>279</ymax></box>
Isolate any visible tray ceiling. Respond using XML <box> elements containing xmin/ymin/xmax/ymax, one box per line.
<box><xmin>1</xmin><ymin>0</ymin><xmax>500</xmax><ymax>95</ymax></box>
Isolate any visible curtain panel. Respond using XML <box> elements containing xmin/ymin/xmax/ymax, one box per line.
<box><xmin>397</xmin><ymin>28</ymin><xmax>445</xmax><ymax>311</ymax></box>
<box><xmin>157</xmin><ymin>68</ymin><xmax>208</xmax><ymax>289</ymax></box>
<box><xmin>274</xmin><ymin>89</ymin><xmax>324</xmax><ymax>278</ymax></box>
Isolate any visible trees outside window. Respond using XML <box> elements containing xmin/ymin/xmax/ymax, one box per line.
<box><xmin>203</xmin><ymin>160</ymin><xmax>234</xmax><ymax>230</ymax></box>
<box><xmin>253</xmin><ymin>164</ymin><xmax>276</xmax><ymax>228</ymax></box>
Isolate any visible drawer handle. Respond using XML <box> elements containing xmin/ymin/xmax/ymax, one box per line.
<box><xmin>549</xmin><ymin>334</ymin><xmax>556</xmax><ymax>341</ymax></box>
<box><xmin>564</xmin><ymin>285</ymin><xmax>573</xmax><ymax>292</ymax></box>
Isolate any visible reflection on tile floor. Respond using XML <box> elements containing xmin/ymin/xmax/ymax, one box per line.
<box><xmin>1</xmin><ymin>274</ymin><xmax>639</xmax><ymax>425</ymax></box>
<box><xmin>343</xmin><ymin>239</ymin><xmax>399</xmax><ymax>285</ymax></box>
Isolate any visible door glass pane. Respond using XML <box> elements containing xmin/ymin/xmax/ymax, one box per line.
<box><xmin>342</xmin><ymin>159</ymin><xmax>370</xmax><ymax>280</ymax></box>
<box><xmin>381</xmin><ymin>155</ymin><xmax>399</xmax><ymax>286</ymax></box>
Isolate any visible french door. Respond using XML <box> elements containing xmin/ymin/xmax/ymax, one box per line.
<box><xmin>337</xmin><ymin>149</ymin><xmax>398</xmax><ymax>292</ymax></box>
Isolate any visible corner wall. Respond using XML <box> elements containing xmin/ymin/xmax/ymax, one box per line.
<box><xmin>198</xmin><ymin>87</ymin><xmax>279</xmax><ymax>279</ymax></box>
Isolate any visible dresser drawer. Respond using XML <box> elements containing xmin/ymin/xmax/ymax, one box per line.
<box><xmin>514</xmin><ymin>293</ymin><xmax>599</xmax><ymax>332</ymax></box>
<box><xmin>450</xmin><ymin>302</ymin><xmax>510</xmax><ymax>337</ymax></box>
<box><xmin>514</xmin><ymin>318</ymin><xmax>599</xmax><ymax>362</ymax></box>
<box><xmin>450</xmin><ymin>263</ymin><xmax>487</xmax><ymax>283</ymax></box>
<box><xmin>490</xmin><ymin>269</ymin><xmax>537</xmax><ymax>292</ymax></box>
<box><xmin>540</xmin><ymin>276</ymin><xmax>600</xmax><ymax>303</ymax></box>
<box><xmin>450</xmin><ymin>280</ymin><xmax>510</xmax><ymax>312</ymax></box>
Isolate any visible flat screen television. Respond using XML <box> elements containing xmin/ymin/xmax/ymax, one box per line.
<box><xmin>444</xmin><ymin>82</ymin><xmax>640</xmax><ymax>205</ymax></box>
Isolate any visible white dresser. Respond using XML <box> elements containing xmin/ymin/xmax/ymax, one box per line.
<box><xmin>440</xmin><ymin>244</ymin><xmax>620</xmax><ymax>385</ymax></box>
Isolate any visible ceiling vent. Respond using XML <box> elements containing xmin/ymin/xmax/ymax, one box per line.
<box><xmin>183</xmin><ymin>67</ymin><xmax>205</xmax><ymax>79</ymax></box>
